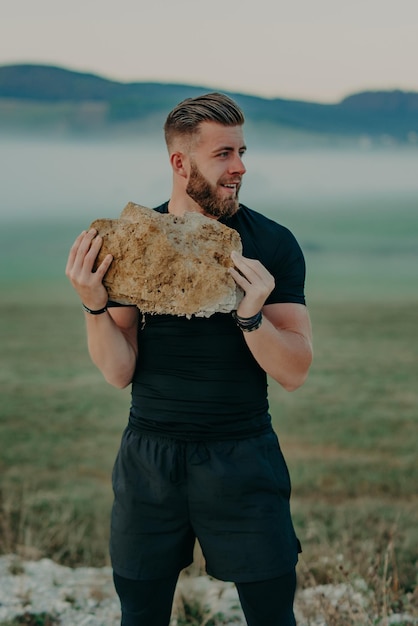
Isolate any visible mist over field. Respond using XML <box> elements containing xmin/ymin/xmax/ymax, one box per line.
<box><xmin>1</xmin><ymin>135</ymin><xmax>418</xmax><ymax>222</ymax></box>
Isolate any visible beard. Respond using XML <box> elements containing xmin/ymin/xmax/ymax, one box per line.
<box><xmin>186</xmin><ymin>162</ymin><xmax>241</xmax><ymax>219</ymax></box>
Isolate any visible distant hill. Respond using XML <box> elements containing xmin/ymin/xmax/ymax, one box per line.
<box><xmin>1</xmin><ymin>63</ymin><xmax>417</xmax><ymax>143</ymax></box>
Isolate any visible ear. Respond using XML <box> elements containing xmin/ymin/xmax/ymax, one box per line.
<box><xmin>170</xmin><ymin>151</ymin><xmax>189</xmax><ymax>179</ymax></box>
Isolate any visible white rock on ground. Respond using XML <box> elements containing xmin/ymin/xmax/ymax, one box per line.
<box><xmin>0</xmin><ymin>555</ymin><xmax>246</xmax><ymax>626</ymax></box>
<box><xmin>0</xmin><ymin>555</ymin><xmax>416</xmax><ymax>626</ymax></box>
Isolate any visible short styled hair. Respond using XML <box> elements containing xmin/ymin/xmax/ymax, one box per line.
<box><xmin>164</xmin><ymin>92</ymin><xmax>245</xmax><ymax>149</ymax></box>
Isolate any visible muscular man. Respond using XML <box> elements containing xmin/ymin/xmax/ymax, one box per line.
<box><xmin>66</xmin><ymin>93</ymin><xmax>313</xmax><ymax>626</ymax></box>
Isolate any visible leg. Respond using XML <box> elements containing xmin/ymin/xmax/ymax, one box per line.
<box><xmin>236</xmin><ymin>569</ymin><xmax>297</xmax><ymax>626</ymax></box>
<box><xmin>113</xmin><ymin>571</ymin><xmax>179</xmax><ymax>626</ymax></box>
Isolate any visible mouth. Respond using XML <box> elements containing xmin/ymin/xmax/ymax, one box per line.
<box><xmin>220</xmin><ymin>181</ymin><xmax>240</xmax><ymax>194</ymax></box>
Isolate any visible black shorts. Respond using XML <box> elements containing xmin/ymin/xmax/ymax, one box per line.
<box><xmin>110</xmin><ymin>426</ymin><xmax>300</xmax><ymax>583</ymax></box>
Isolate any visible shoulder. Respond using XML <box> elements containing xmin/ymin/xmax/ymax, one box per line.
<box><xmin>229</xmin><ymin>204</ymin><xmax>299</xmax><ymax>243</ymax></box>
<box><xmin>226</xmin><ymin>204</ymin><xmax>304</xmax><ymax>262</ymax></box>
<box><xmin>227</xmin><ymin>205</ymin><xmax>307</xmax><ymax>306</ymax></box>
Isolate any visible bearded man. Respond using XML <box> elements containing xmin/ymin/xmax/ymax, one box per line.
<box><xmin>66</xmin><ymin>92</ymin><xmax>313</xmax><ymax>626</ymax></box>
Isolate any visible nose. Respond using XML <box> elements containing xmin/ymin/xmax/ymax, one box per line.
<box><xmin>229</xmin><ymin>153</ymin><xmax>246</xmax><ymax>176</ymax></box>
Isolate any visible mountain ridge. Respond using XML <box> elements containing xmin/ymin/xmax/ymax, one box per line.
<box><xmin>1</xmin><ymin>63</ymin><xmax>417</xmax><ymax>141</ymax></box>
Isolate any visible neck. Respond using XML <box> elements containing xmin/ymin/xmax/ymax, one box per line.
<box><xmin>167</xmin><ymin>190</ymin><xmax>206</xmax><ymax>217</ymax></box>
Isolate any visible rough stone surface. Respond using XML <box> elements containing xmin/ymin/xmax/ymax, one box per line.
<box><xmin>90</xmin><ymin>203</ymin><xmax>243</xmax><ymax>317</ymax></box>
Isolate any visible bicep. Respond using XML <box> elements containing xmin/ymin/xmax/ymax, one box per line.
<box><xmin>108</xmin><ymin>306</ymin><xmax>139</xmax><ymax>355</ymax></box>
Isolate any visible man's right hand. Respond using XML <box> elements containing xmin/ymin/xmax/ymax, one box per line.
<box><xmin>65</xmin><ymin>228</ymin><xmax>113</xmax><ymax>309</ymax></box>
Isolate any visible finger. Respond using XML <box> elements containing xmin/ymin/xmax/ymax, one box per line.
<box><xmin>65</xmin><ymin>230</ymin><xmax>86</xmax><ymax>275</ymax></box>
<box><xmin>94</xmin><ymin>253</ymin><xmax>113</xmax><ymax>280</ymax></box>
<box><xmin>229</xmin><ymin>266</ymin><xmax>250</xmax><ymax>289</ymax></box>
<box><xmin>84</xmin><ymin>233</ymin><xmax>103</xmax><ymax>261</ymax></box>
<box><xmin>231</xmin><ymin>252</ymin><xmax>273</xmax><ymax>286</ymax></box>
<box><xmin>231</xmin><ymin>251</ymin><xmax>262</xmax><ymax>275</ymax></box>
<box><xmin>73</xmin><ymin>230</ymin><xmax>101</xmax><ymax>274</ymax></box>
<box><xmin>79</xmin><ymin>229</ymin><xmax>99</xmax><ymax>257</ymax></box>
<box><xmin>230</xmin><ymin>266</ymin><xmax>271</xmax><ymax>296</ymax></box>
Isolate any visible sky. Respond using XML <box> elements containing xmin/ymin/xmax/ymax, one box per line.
<box><xmin>2</xmin><ymin>0</ymin><xmax>418</xmax><ymax>103</ymax></box>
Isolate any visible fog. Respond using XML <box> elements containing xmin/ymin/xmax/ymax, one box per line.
<box><xmin>1</xmin><ymin>136</ymin><xmax>417</xmax><ymax>222</ymax></box>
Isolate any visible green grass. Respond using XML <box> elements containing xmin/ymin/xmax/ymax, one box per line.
<box><xmin>0</xmin><ymin>198</ymin><xmax>417</xmax><ymax>621</ymax></box>
<box><xmin>268</xmin><ymin>300</ymin><xmax>418</xmax><ymax>599</ymax></box>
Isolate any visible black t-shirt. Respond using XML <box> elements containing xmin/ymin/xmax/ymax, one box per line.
<box><xmin>117</xmin><ymin>202</ymin><xmax>306</xmax><ymax>439</ymax></box>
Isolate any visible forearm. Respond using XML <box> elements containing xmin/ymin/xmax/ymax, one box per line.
<box><xmin>242</xmin><ymin>312</ymin><xmax>313</xmax><ymax>391</ymax></box>
<box><xmin>229</xmin><ymin>253</ymin><xmax>312</xmax><ymax>390</ymax></box>
<box><xmin>66</xmin><ymin>229</ymin><xmax>138</xmax><ymax>387</ymax></box>
<box><xmin>85</xmin><ymin>311</ymin><xmax>137</xmax><ymax>388</ymax></box>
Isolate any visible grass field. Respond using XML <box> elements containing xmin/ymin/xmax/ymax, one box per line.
<box><xmin>1</xmin><ymin>196</ymin><xmax>417</xmax><ymax>622</ymax></box>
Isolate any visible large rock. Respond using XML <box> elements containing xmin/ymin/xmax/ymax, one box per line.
<box><xmin>90</xmin><ymin>202</ymin><xmax>243</xmax><ymax>317</ymax></box>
